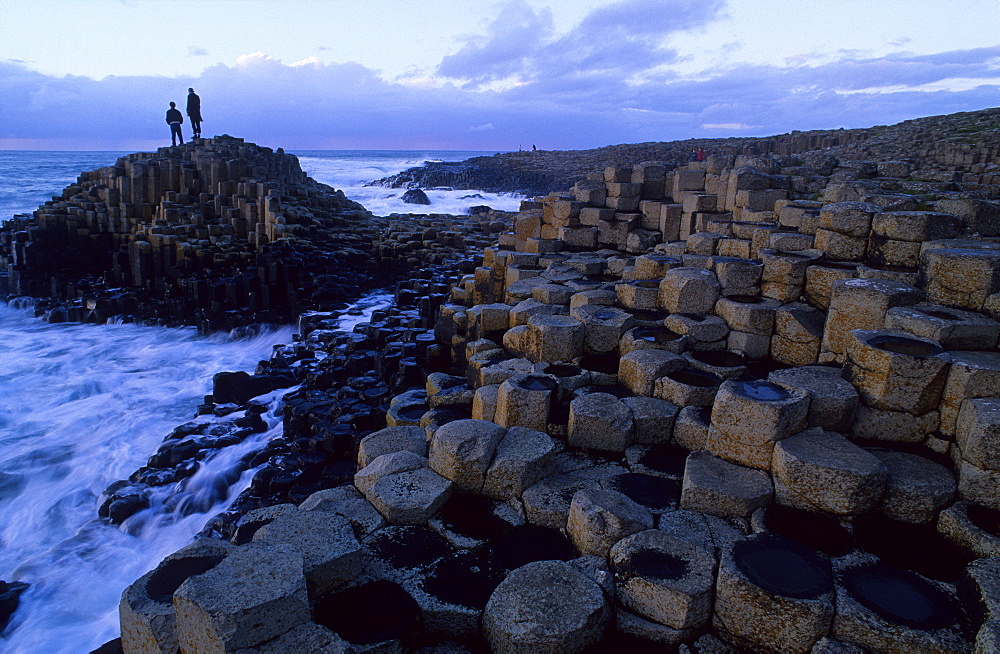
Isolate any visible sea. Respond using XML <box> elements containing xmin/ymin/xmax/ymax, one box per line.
<box><xmin>0</xmin><ymin>150</ymin><xmax>516</xmax><ymax>652</ymax></box>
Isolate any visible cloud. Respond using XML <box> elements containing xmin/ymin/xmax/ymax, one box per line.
<box><xmin>188</xmin><ymin>46</ymin><xmax>208</xmax><ymax>57</ymax></box>
<box><xmin>1</xmin><ymin>1</ymin><xmax>998</xmax><ymax>153</ymax></box>
<box><xmin>438</xmin><ymin>0</ymin><xmax>725</xmax><ymax>89</ymax></box>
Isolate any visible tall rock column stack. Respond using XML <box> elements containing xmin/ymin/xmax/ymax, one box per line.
<box><xmin>0</xmin><ymin>137</ymin><xmax>510</xmax><ymax>331</ymax></box>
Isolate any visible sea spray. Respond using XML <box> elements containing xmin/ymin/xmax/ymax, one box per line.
<box><xmin>0</xmin><ymin>303</ymin><xmax>296</xmax><ymax>652</ymax></box>
<box><xmin>0</xmin><ymin>287</ymin><xmax>394</xmax><ymax>652</ymax></box>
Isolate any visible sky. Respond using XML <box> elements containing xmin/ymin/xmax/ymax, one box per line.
<box><xmin>1</xmin><ymin>0</ymin><xmax>998</xmax><ymax>151</ymax></box>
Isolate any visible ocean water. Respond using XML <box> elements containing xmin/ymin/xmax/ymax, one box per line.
<box><xmin>0</xmin><ymin>149</ymin><xmax>444</xmax><ymax>651</ymax></box>
<box><xmin>295</xmin><ymin>149</ymin><xmax>525</xmax><ymax>215</ymax></box>
<box><xmin>0</xmin><ymin>149</ymin><xmax>524</xmax><ymax>222</ymax></box>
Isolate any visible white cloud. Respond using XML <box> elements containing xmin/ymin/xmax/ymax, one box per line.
<box><xmin>701</xmin><ymin>123</ymin><xmax>752</xmax><ymax>129</ymax></box>
<box><xmin>470</xmin><ymin>123</ymin><xmax>495</xmax><ymax>131</ymax></box>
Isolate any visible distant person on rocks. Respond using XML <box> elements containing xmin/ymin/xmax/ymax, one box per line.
<box><xmin>697</xmin><ymin>148</ymin><xmax>705</xmax><ymax>161</ymax></box>
<box><xmin>166</xmin><ymin>102</ymin><xmax>184</xmax><ymax>146</ymax></box>
<box><xmin>689</xmin><ymin>149</ymin><xmax>698</xmax><ymax>161</ymax></box>
<box><xmin>186</xmin><ymin>88</ymin><xmax>202</xmax><ymax>139</ymax></box>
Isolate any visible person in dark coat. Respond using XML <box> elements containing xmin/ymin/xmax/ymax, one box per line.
<box><xmin>166</xmin><ymin>102</ymin><xmax>184</xmax><ymax>146</ymax></box>
<box><xmin>186</xmin><ymin>88</ymin><xmax>202</xmax><ymax>139</ymax></box>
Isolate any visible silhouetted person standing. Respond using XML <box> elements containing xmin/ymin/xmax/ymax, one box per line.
<box><xmin>166</xmin><ymin>102</ymin><xmax>184</xmax><ymax>146</ymax></box>
<box><xmin>186</xmin><ymin>88</ymin><xmax>202</xmax><ymax>139</ymax></box>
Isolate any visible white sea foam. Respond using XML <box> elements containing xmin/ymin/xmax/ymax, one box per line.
<box><xmin>0</xmin><ymin>304</ymin><xmax>297</xmax><ymax>652</ymax></box>
<box><xmin>294</xmin><ymin>150</ymin><xmax>525</xmax><ymax>216</ymax></box>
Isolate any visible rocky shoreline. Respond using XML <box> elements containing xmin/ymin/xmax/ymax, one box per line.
<box><xmin>3</xmin><ymin>115</ymin><xmax>1000</xmax><ymax>652</ymax></box>
<box><xmin>372</xmin><ymin>107</ymin><xmax>1000</xmax><ymax>198</ymax></box>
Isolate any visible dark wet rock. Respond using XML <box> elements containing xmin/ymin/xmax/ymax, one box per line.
<box><xmin>402</xmin><ymin>188</ymin><xmax>432</xmax><ymax>205</ymax></box>
<box><xmin>0</xmin><ymin>580</ymin><xmax>29</xmax><ymax>633</ymax></box>
<box><xmin>313</xmin><ymin>580</ymin><xmax>421</xmax><ymax>646</ymax></box>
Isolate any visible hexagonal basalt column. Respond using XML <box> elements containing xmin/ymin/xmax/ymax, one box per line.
<box><xmin>252</xmin><ymin>510</ymin><xmax>363</xmax><ymax>596</ymax></box>
<box><xmin>570</xmin><ymin>304</ymin><xmax>635</xmax><ymax>353</ymax></box>
<box><xmin>868</xmin><ymin>449</ymin><xmax>956</xmax><ymax>524</ymax></box>
<box><xmin>620</xmin><ymin>326</ymin><xmax>687</xmax><ymax>355</ymax></box>
<box><xmin>174</xmin><ymin>543</ymin><xmax>311</xmax><ymax>652</ymax></box>
<box><xmin>610</xmin><ymin>530</ymin><xmax>715</xmax><ymax>630</ymax></box>
<box><xmin>771</xmin><ymin>429</ymin><xmax>888</xmax><ymax>516</ymax></box>
<box><xmin>524</xmin><ymin>313</ymin><xmax>585</xmax><ymax>363</ymax></box>
<box><xmin>936</xmin><ymin>351</ymin><xmax>1000</xmax><ymax>437</ymax></box>
<box><xmin>657</xmin><ymin>267</ymin><xmax>720</xmax><ymax>314</ymax></box>
<box><xmin>355</xmin><ymin>451</ymin><xmax>453</xmax><ymax>525</ymax></box>
<box><xmin>665</xmin><ymin>313</ymin><xmax>730</xmax><ymax>346</ymax></box>
<box><xmin>714</xmin><ymin>295</ymin><xmax>780</xmax><ymax>335</ymax></box>
<box><xmin>568</xmin><ymin>392</ymin><xmax>635</xmax><ymax>453</ymax></box>
<box><xmin>483</xmin><ymin>426</ymin><xmax>559</xmax><ymax>500</ymax></box>
<box><xmin>654</xmin><ymin>367</ymin><xmax>722</xmax><ymax>407</ymax></box>
<box><xmin>567</xmin><ymin>488</ymin><xmax>654</xmax><ymax>557</ymax></box>
<box><xmin>429</xmin><ymin>418</ymin><xmax>506</xmax><ymax>493</ymax></box>
<box><xmin>634</xmin><ymin>253</ymin><xmax>680</xmax><ymax>279</ymax></box>
<box><xmin>712</xmin><ymin>256</ymin><xmax>763</xmax><ymax>292</ymax></box>
<box><xmin>844</xmin><ymin>329</ymin><xmax>950</xmax><ymax>415</ymax></box>
<box><xmin>680</xmin><ymin>451</ymin><xmax>773</xmax><ymax>519</ymax></box>
<box><xmin>683</xmin><ymin>349</ymin><xmax>746</xmax><ymax>380</ymax></box>
<box><xmin>616</xmin><ymin>280</ymin><xmax>662</xmax><ymax>311</ymax></box>
<box><xmin>707</xmin><ymin>380</ymin><xmax>810</xmax><ymax>470</ymax></box>
<box><xmin>886</xmin><ymin>303</ymin><xmax>1000</xmax><ymax>351</ymax></box>
<box><xmin>759</xmin><ymin>249</ymin><xmax>821</xmax><ymax>302</ymax></box>
<box><xmin>483</xmin><ymin>560</ymin><xmax>610</xmax><ymax>652</ymax></box>
<box><xmin>495</xmin><ymin>373</ymin><xmax>558</xmax><ymax>431</ymax></box>
<box><xmin>120</xmin><ymin>539</ymin><xmax>234</xmax><ymax>654</ymax></box>
<box><xmin>713</xmin><ymin>534</ymin><xmax>834</xmax><ymax>652</ymax></box>
<box><xmin>937</xmin><ymin>501</ymin><xmax>1000</xmax><ymax>558</ymax></box>
<box><xmin>821</xmin><ymin>278</ymin><xmax>922</xmax><ymax>361</ymax></box>
<box><xmin>618</xmin><ymin>349</ymin><xmax>685</xmax><ymax>397</ymax></box>
<box><xmin>922</xmin><ymin>246</ymin><xmax>1000</xmax><ymax>312</ymax></box>
<box><xmin>768</xmin><ymin>365</ymin><xmax>859</xmax><ymax>433</ymax></box>
<box><xmin>957</xmin><ymin>397</ymin><xmax>1000</xmax><ymax>472</ymax></box>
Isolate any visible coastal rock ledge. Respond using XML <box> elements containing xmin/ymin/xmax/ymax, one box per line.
<box><xmin>105</xmin><ymin>117</ymin><xmax>1000</xmax><ymax>653</ymax></box>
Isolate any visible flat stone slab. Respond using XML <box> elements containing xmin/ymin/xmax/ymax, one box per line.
<box><xmin>174</xmin><ymin>543</ymin><xmax>310</xmax><ymax>652</ymax></box>
<box><xmin>680</xmin><ymin>451</ymin><xmax>773</xmax><ymax>518</ymax></box>
<box><xmin>483</xmin><ymin>560</ymin><xmax>610</xmax><ymax>652</ymax></box>
<box><xmin>868</xmin><ymin>449</ymin><xmax>956</xmax><ymax>524</ymax></box>
<box><xmin>833</xmin><ymin>555</ymin><xmax>970</xmax><ymax>653</ymax></box>
<box><xmin>610</xmin><ymin>529</ymin><xmax>715</xmax><ymax>630</ymax></box>
<box><xmin>252</xmin><ymin>510</ymin><xmax>363</xmax><ymax>596</ymax></box>
<box><xmin>771</xmin><ymin>429</ymin><xmax>887</xmax><ymax>515</ymax></box>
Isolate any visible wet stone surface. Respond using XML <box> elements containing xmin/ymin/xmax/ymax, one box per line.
<box><xmin>423</xmin><ymin>550</ymin><xmax>502</xmax><ymax>610</ymax></box>
<box><xmin>761</xmin><ymin>505</ymin><xmax>853</xmax><ymax>557</ymax></box>
<box><xmin>608</xmin><ymin>473</ymin><xmax>680</xmax><ymax>511</ymax></box>
<box><xmin>313</xmin><ymin>579</ymin><xmax>421</xmax><ymax>646</ymax></box>
<box><xmin>484</xmin><ymin>524</ymin><xmax>576</xmax><ymax>574</ymax></box>
<box><xmin>637</xmin><ymin>444</ymin><xmax>688</xmax><ymax>477</ymax></box>
<box><xmin>840</xmin><ymin>562</ymin><xmax>964</xmax><ymax>631</ymax></box>
<box><xmin>734</xmin><ymin>380</ymin><xmax>790</xmax><ymax>402</ymax></box>
<box><xmin>366</xmin><ymin>526</ymin><xmax>453</xmax><ymax>570</ymax></box>
<box><xmin>869</xmin><ymin>333</ymin><xmax>944</xmax><ymax>357</ymax></box>
<box><xmin>620</xmin><ymin>548</ymin><xmax>690</xmax><ymax>581</ymax></box>
<box><xmin>853</xmin><ymin>516</ymin><xmax>973</xmax><ymax>582</ymax></box>
<box><xmin>435</xmin><ymin>492</ymin><xmax>512</xmax><ymax>541</ymax></box>
<box><xmin>732</xmin><ymin>534</ymin><xmax>833</xmax><ymax>600</ymax></box>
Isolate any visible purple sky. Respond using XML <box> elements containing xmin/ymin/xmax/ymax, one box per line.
<box><xmin>1</xmin><ymin>0</ymin><xmax>998</xmax><ymax>151</ymax></box>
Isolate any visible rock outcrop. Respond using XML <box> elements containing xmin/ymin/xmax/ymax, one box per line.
<box><xmin>112</xmin><ymin>124</ymin><xmax>1000</xmax><ymax>653</ymax></box>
